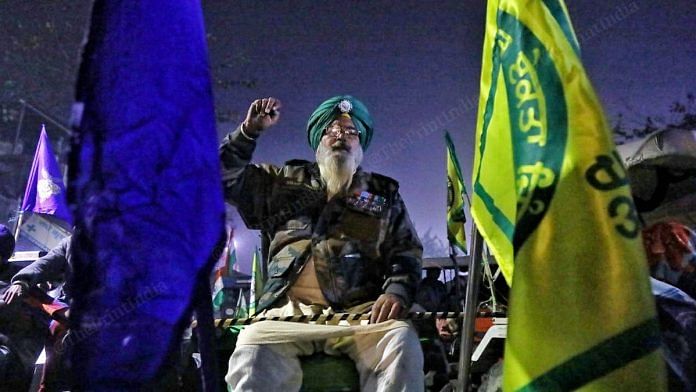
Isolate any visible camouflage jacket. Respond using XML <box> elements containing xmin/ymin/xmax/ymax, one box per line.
<box><xmin>220</xmin><ymin>128</ymin><xmax>422</xmax><ymax>314</ymax></box>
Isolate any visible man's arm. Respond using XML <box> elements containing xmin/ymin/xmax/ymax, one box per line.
<box><xmin>219</xmin><ymin>97</ymin><xmax>283</xmax><ymax>229</ymax></box>
<box><xmin>2</xmin><ymin>236</ymin><xmax>71</xmax><ymax>304</ymax></box>
<box><xmin>371</xmin><ymin>193</ymin><xmax>423</xmax><ymax>323</ymax></box>
<box><xmin>12</xmin><ymin>236</ymin><xmax>70</xmax><ymax>287</ymax></box>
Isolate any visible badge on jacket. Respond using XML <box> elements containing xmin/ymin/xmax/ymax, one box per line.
<box><xmin>346</xmin><ymin>191</ymin><xmax>387</xmax><ymax>214</ymax></box>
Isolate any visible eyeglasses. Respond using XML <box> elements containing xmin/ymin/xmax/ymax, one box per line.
<box><xmin>324</xmin><ymin>125</ymin><xmax>361</xmax><ymax>139</ymax></box>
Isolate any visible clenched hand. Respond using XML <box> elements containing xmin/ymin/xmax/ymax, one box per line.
<box><xmin>241</xmin><ymin>97</ymin><xmax>282</xmax><ymax>138</ymax></box>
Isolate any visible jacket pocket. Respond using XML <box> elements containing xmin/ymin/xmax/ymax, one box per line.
<box><xmin>267</xmin><ymin>239</ymin><xmax>312</xmax><ymax>278</ymax></box>
<box><xmin>338</xmin><ymin>252</ymin><xmax>381</xmax><ymax>305</ymax></box>
<box><xmin>273</xmin><ymin>219</ymin><xmax>311</xmax><ymax>244</ymax></box>
<box><xmin>337</xmin><ymin>210</ymin><xmax>382</xmax><ymax>243</ymax></box>
<box><xmin>268</xmin><ymin>254</ymin><xmax>295</xmax><ymax>278</ymax></box>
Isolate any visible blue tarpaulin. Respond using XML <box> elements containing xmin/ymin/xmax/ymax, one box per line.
<box><xmin>68</xmin><ymin>1</ymin><xmax>225</xmax><ymax>389</ymax></box>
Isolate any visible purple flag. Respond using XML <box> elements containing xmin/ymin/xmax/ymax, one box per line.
<box><xmin>67</xmin><ymin>1</ymin><xmax>225</xmax><ymax>390</ymax></box>
<box><xmin>21</xmin><ymin>125</ymin><xmax>72</xmax><ymax>224</ymax></box>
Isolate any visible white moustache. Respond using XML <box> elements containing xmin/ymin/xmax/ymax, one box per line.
<box><xmin>330</xmin><ymin>141</ymin><xmax>350</xmax><ymax>152</ymax></box>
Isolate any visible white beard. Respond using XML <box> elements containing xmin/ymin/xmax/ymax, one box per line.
<box><xmin>316</xmin><ymin>141</ymin><xmax>363</xmax><ymax>198</ymax></box>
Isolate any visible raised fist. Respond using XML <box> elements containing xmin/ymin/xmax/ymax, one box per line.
<box><xmin>242</xmin><ymin>97</ymin><xmax>282</xmax><ymax>138</ymax></box>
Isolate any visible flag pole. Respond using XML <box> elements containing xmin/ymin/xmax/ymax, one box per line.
<box><xmin>14</xmin><ymin>210</ymin><xmax>24</xmax><ymax>241</ymax></box>
<box><xmin>12</xmin><ymin>100</ymin><xmax>27</xmax><ymax>155</ymax></box>
<box><xmin>448</xmin><ymin>245</ymin><xmax>461</xmax><ymax>302</ymax></box>
<box><xmin>456</xmin><ymin>224</ymin><xmax>484</xmax><ymax>392</ymax></box>
<box><xmin>13</xmin><ymin>194</ymin><xmax>25</xmax><ymax>241</ymax></box>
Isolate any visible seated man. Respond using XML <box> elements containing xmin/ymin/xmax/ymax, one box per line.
<box><xmin>416</xmin><ymin>267</ymin><xmax>447</xmax><ymax>312</ymax></box>
<box><xmin>221</xmin><ymin>96</ymin><xmax>424</xmax><ymax>391</ymax></box>
<box><xmin>642</xmin><ymin>222</ymin><xmax>696</xmax><ymax>390</ymax></box>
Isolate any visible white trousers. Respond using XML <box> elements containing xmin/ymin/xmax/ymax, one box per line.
<box><xmin>225</xmin><ymin>324</ymin><xmax>424</xmax><ymax>392</ymax></box>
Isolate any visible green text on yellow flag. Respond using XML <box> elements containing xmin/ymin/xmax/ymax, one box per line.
<box><xmin>446</xmin><ymin>131</ymin><xmax>468</xmax><ymax>254</ymax></box>
<box><xmin>471</xmin><ymin>0</ymin><xmax>665</xmax><ymax>390</ymax></box>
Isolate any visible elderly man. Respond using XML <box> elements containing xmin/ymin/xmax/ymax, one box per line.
<box><xmin>221</xmin><ymin>96</ymin><xmax>424</xmax><ymax>391</ymax></box>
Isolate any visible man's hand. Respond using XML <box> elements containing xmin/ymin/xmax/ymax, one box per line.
<box><xmin>1</xmin><ymin>282</ymin><xmax>27</xmax><ymax>305</ymax></box>
<box><xmin>369</xmin><ymin>293</ymin><xmax>407</xmax><ymax>324</ymax></box>
<box><xmin>242</xmin><ymin>97</ymin><xmax>282</xmax><ymax>138</ymax></box>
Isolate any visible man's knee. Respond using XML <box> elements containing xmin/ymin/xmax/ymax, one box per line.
<box><xmin>392</xmin><ymin>326</ymin><xmax>424</xmax><ymax>366</ymax></box>
<box><xmin>387</xmin><ymin>326</ymin><xmax>423</xmax><ymax>353</ymax></box>
<box><xmin>225</xmin><ymin>345</ymin><xmax>270</xmax><ymax>385</ymax></box>
<box><xmin>362</xmin><ymin>326</ymin><xmax>424</xmax><ymax>371</ymax></box>
<box><xmin>225</xmin><ymin>343</ymin><xmax>307</xmax><ymax>390</ymax></box>
<box><xmin>352</xmin><ymin>327</ymin><xmax>424</xmax><ymax>391</ymax></box>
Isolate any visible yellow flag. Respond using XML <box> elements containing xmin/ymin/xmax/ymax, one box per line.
<box><xmin>471</xmin><ymin>1</ymin><xmax>666</xmax><ymax>390</ymax></box>
<box><xmin>446</xmin><ymin>131</ymin><xmax>468</xmax><ymax>254</ymax></box>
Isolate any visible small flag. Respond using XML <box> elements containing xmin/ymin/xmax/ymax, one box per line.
<box><xmin>21</xmin><ymin>125</ymin><xmax>72</xmax><ymax>224</ymax></box>
<box><xmin>234</xmin><ymin>288</ymin><xmax>248</xmax><ymax>319</ymax></box>
<box><xmin>249</xmin><ymin>247</ymin><xmax>264</xmax><ymax>316</ymax></box>
<box><xmin>212</xmin><ymin>228</ymin><xmax>234</xmax><ymax>310</ymax></box>
<box><xmin>471</xmin><ymin>0</ymin><xmax>665</xmax><ymax>390</ymax></box>
<box><xmin>228</xmin><ymin>242</ymin><xmax>239</xmax><ymax>275</ymax></box>
<box><xmin>445</xmin><ymin>131</ymin><xmax>468</xmax><ymax>254</ymax></box>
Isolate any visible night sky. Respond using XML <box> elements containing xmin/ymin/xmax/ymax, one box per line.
<box><xmin>3</xmin><ymin>1</ymin><xmax>695</xmax><ymax>271</ymax></box>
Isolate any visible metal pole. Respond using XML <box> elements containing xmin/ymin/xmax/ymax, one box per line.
<box><xmin>456</xmin><ymin>225</ymin><xmax>484</xmax><ymax>392</ymax></box>
<box><xmin>193</xmin><ymin>275</ymin><xmax>220</xmax><ymax>392</ymax></box>
<box><xmin>12</xmin><ymin>100</ymin><xmax>26</xmax><ymax>154</ymax></box>
<box><xmin>449</xmin><ymin>245</ymin><xmax>461</xmax><ymax>301</ymax></box>
<box><xmin>14</xmin><ymin>211</ymin><xmax>24</xmax><ymax>241</ymax></box>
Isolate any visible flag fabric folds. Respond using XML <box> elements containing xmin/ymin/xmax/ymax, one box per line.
<box><xmin>235</xmin><ymin>288</ymin><xmax>249</xmax><ymax>319</ymax></box>
<box><xmin>471</xmin><ymin>0</ymin><xmax>665</xmax><ymax>390</ymax></box>
<box><xmin>212</xmin><ymin>228</ymin><xmax>234</xmax><ymax>310</ymax></box>
<box><xmin>249</xmin><ymin>246</ymin><xmax>264</xmax><ymax>316</ymax></box>
<box><xmin>67</xmin><ymin>1</ymin><xmax>225</xmax><ymax>388</ymax></box>
<box><xmin>446</xmin><ymin>131</ymin><xmax>468</xmax><ymax>254</ymax></box>
<box><xmin>228</xmin><ymin>238</ymin><xmax>239</xmax><ymax>275</ymax></box>
<box><xmin>21</xmin><ymin>125</ymin><xmax>72</xmax><ymax>224</ymax></box>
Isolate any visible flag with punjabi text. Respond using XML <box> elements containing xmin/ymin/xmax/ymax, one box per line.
<box><xmin>446</xmin><ymin>131</ymin><xmax>468</xmax><ymax>254</ymax></box>
<box><xmin>471</xmin><ymin>0</ymin><xmax>666</xmax><ymax>389</ymax></box>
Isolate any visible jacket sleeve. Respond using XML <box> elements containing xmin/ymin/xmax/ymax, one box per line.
<box><xmin>380</xmin><ymin>192</ymin><xmax>423</xmax><ymax>307</ymax></box>
<box><xmin>219</xmin><ymin>126</ymin><xmax>282</xmax><ymax>229</ymax></box>
<box><xmin>12</xmin><ymin>236</ymin><xmax>70</xmax><ymax>287</ymax></box>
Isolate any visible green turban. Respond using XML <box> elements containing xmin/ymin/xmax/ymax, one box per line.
<box><xmin>307</xmin><ymin>95</ymin><xmax>374</xmax><ymax>151</ymax></box>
